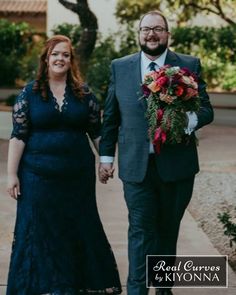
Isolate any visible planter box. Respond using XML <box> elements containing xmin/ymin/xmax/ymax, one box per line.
<box><xmin>0</xmin><ymin>104</ymin><xmax>12</xmax><ymax>112</ymax></box>
<box><xmin>0</xmin><ymin>88</ymin><xmax>21</xmax><ymax>101</ymax></box>
<box><xmin>209</xmin><ymin>92</ymin><xmax>236</xmax><ymax>108</ymax></box>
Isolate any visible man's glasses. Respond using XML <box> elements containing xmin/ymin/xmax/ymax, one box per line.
<box><xmin>140</xmin><ymin>26</ymin><xmax>168</xmax><ymax>35</ymax></box>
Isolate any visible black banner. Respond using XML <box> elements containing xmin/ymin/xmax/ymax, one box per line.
<box><xmin>146</xmin><ymin>255</ymin><xmax>228</xmax><ymax>288</ymax></box>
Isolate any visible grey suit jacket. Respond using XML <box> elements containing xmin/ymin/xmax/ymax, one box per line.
<box><xmin>100</xmin><ymin>50</ymin><xmax>214</xmax><ymax>182</ymax></box>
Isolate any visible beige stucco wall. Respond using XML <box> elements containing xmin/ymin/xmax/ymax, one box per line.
<box><xmin>47</xmin><ymin>0</ymin><xmax>119</xmax><ymax>37</ymax></box>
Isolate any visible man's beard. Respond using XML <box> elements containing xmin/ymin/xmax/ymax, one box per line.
<box><xmin>140</xmin><ymin>41</ymin><xmax>167</xmax><ymax>56</ymax></box>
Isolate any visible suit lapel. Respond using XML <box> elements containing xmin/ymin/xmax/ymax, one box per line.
<box><xmin>164</xmin><ymin>49</ymin><xmax>178</xmax><ymax>66</ymax></box>
<box><xmin>129</xmin><ymin>52</ymin><xmax>148</xmax><ymax>110</ymax></box>
<box><xmin>129</xmin><ymin>52</ymin><xmax>142</xmax><ymax>94</ymax></box>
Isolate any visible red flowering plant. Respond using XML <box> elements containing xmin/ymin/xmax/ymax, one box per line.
<box><xmin>142</xmin><ymin>65</ymin><xmax>200</xmax><ymax>154</ymax></box>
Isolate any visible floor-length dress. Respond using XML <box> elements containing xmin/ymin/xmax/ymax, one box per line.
<box><xmin>6</xmin><ymin>82</ymin><xmax>122</xmax><ymax>295</ymax></box>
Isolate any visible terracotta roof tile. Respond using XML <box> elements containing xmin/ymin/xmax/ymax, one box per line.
<box><xmin>0</xmin><ymin>0</ymin><xmax>46</xmax><ymax>15</ymax></box>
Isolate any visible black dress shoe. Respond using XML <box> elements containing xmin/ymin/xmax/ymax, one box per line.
<box><xmin>155</xmin><ymin>290</ymin><xmax>173</xmax><ymax>295</ymax></box>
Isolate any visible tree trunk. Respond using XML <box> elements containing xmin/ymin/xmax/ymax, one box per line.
<box><xmin>58</xmin><ymin>0</ymin><xmax>98</xmax><ymax>76</ymax></box>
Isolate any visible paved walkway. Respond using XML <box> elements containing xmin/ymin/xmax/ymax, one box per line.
<box><xmin>1</xmin><ymin>123</ymin><xmax>236</xmax><ymax>294</ymax></box>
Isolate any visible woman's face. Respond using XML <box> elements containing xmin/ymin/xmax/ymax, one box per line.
<box><xmin>48</xmin><ymin>42</ymin><xmax>71</xmax><ymax>78</ymax></box>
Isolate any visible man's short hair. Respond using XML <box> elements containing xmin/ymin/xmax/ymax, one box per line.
<box><xmin>139</xmin><ymin>11</ymin><xmax>169</xmax><ymax>32</ymax></box>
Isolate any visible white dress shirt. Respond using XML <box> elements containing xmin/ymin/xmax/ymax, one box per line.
<box><xmin>141</xmin><ymin>50</ymin><xmax>167</xmax><ymax>80</ymax></box>
<box><xmin>100</xmin><ymin>50</ymin><xmax>198</xmax><ymax>163</ymax></box>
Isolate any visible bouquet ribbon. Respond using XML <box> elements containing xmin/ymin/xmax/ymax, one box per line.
<box><xmin>153</xmin><ymin>109</ymin><xmax>167</xmax><ymax>154</ymax></box>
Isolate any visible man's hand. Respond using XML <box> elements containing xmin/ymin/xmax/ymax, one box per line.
<box><xmin>99</xmin><ymin>163</ymin><xmax>115</xmax><ymax>184</ymax></box>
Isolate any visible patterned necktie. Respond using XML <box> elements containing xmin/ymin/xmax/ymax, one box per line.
<box><xmin>149</xmin><ymin>62</ymin><xmax>157</xmax><ymax>71</ymax></box>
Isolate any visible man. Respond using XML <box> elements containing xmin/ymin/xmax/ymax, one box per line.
<box><xmin>99</xmin><ymin>11</ymin><xmax>214</xmax><ymax>295</ymax></box>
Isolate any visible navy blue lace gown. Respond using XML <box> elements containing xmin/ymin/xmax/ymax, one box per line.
<box><xmin>7</xmin><ymin>82</ymin><xmax>122</xmax><ymax>295</ymax></box>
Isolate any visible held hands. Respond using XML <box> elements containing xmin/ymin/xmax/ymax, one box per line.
<box><xmin>7</xmin><ymin>174</ymin><xmax>21</xmax><ymax>200</ymax></box>
<box><xmin>99</xmin><ymin>163</ymin><xmax>115</xmax><ymax>184</ymax></box>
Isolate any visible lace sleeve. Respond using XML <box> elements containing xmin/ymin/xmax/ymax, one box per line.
<box><xmin>11</xmin><ymin>87</ymin><xmax>30</xmax><ymax>143</ymax></box>
<box><xmin>87</xmin><ymin>93</ymin><xmax>101</xmax><ymax>140</ymax></box>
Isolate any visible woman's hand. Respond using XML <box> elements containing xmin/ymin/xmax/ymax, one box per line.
<box><xmin>7</xmin><ymin>174</ymin><xmax>21</xmax><ymax>200</ymax></box>
<box><xmin>99</xmin><ymin>163</ymin><xmax>115</xmax><ymax>184</ymax></box>
<box><xmin>7</xmin><ymin>138</ymin><xmax>25</xmax><ymax>200</ymax></box>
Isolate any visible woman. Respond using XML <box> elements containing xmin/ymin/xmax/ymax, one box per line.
<box><xmin>6</xmin><ymin>35</ymin><xmax>122</xmax><ymax>295</ymax></box>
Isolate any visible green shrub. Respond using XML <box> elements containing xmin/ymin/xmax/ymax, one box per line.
<box><xmin>218</xmin><ymin>209</ymin><xmax>236</xmax><ymax>249</ymax></box>
<box><xmin>19</xmin><ymin>38</ymin><xmax>45</xmax><ymax>83</ymax></box>
<box><xmin>171</xmin><ymin>26</ymin><xmax>236</xmax><ymax>90</ymax></box>
<box><xmin>0</xmin><ymin>52</ymin><xmax>20</xmax><ymax>86</ymax></box>
<box><xmin>86</xmin><ymin>35</ymin><xmax>119</xmax><ymax>104</ymax></box>
<box><xmin>5</xmin><ymin>94</ymin><xmax>17</xmax><ymax>106</ymax></box>
<box><xmin>51</xmin><ymin>23</ymin><xmax>82</xmax><ymax>46</ymax></box>
<box><xmin>87</xmin><ymin>26</ymin><xmax>139</xmax><ymax>104</ymax></box>
<box><xmin>0</xmin><ymin>19</ymin><xmax>34</xmax><ymax>86</ymax></box>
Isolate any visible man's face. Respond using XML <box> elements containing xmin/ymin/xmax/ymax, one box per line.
<box><xmin>139</xmin><ymin>14</ymin><xmax>169</xmax><ymax>57</ymax></box>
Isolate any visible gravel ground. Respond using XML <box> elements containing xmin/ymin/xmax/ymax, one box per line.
<box><xmin>189</xmin><ymin>169</ymin><xmax>236</xmax><ymax>271</ymax></box>
<box><xmin>188</xmin><ymin>126</ymin><xmax>236</xmax><ymax>272</ymax></box>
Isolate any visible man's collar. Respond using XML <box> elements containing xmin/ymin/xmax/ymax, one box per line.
<box><xmin>141</xmin><ymin>49</ymin><xmax>168</xmax><ymax>70</ymax></box>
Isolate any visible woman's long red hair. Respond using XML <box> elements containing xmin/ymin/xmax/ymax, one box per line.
<box><xmin>33</xmin><ymin>35</ymin><xmax>86</xmax><ymax>100</ymax></box>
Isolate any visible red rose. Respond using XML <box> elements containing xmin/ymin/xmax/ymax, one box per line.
<box><xmin>184</xmin><ymin>88</ymin><xmax>198</xmax><ymax>100</ymax></box>
<box><xmin>175</xmin><ymin>85</ymin><xmax>184</xmax><ymax>97</ymax></box>
<box><xmin>157</xmin><ymin>76</ymin><xmax>169</xmax><ymax>87</ymax></box>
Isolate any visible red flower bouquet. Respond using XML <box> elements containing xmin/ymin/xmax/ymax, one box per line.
<box><xmin>142</xmin><ymin>65</ymin><xmax>200</xmax><ymax>154</ymax></box>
